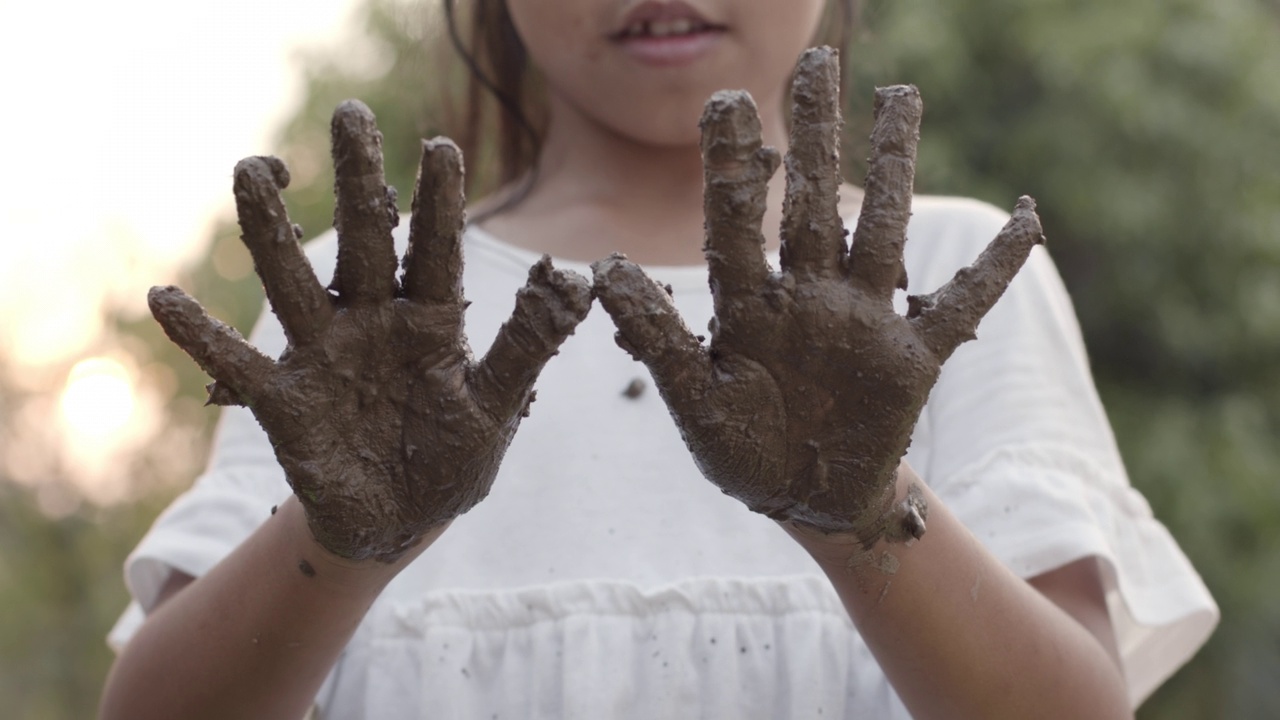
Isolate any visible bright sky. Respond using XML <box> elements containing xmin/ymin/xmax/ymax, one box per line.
<box><xmin>0</xmin><ymin>0</ymin><xmax>370</xmax><ymax>508</ymax></box>
<box><xmin>0</xmin><ymin>0</ymin><xmax>363</xmax><ymax>368</ymax></box>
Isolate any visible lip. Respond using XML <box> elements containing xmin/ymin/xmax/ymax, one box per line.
<box><xmin>609</xmin><ymin>1</ymin><xmax>727</xmax><ymax>68</ymax></box>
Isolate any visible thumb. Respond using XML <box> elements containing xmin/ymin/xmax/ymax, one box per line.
<box><xmin>591</xmin><ymin>254</ymin><xmax>711</xmax><ymax>406</ymax></box>
<box><xmin>471</xmin><ymin>257</ymin><xmax>593</xmax><ymax>419</ymax></box>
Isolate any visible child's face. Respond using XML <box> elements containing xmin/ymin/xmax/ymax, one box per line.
<box><xmin>506</xmin><ymin>0</ymin><xmax>828</xmax><ymax>146</ymax></box>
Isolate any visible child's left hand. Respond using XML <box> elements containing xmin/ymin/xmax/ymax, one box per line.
<box><xmin>593</xmin><ymin>48</ymin><xmax>1043</xmax><ymax>547</ymax></box>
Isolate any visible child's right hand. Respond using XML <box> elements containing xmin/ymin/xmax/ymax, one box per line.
<box><xmin>148</xmin><ymin>101</ymin><xmax>591</xmax><ymax>563</ymax></box>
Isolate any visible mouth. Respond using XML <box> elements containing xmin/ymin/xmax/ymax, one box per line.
<box><xmin>609</xmin><ymin>1</ymin><xmax>727</xmax><ymax>42</ymax></box>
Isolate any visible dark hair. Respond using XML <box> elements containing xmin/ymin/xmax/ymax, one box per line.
<box><xmin>443</xmin><ymin>0</ymin><xmax>861</xmax><ymax>217</ymax></box>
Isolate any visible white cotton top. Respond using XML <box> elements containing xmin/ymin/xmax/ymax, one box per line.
<box><xmin>110</xmin><ymin>195</ymin><xmax>1218</xmax><ymax>718</ymax></box>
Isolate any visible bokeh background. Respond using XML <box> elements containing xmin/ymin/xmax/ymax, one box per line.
<box><xmin>1</xmin><ymin>0</ymin><xmax>1277</xmax><ymax>717</ymax></box>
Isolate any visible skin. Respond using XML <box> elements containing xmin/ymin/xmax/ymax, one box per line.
<box><xmin>101</xmin><ymin>1</ymin><xmax>1134</xmax><ymax>718</ymax></box>
<box><xmin>101</xmin><ymin>498</ymin><xmax>444</xmax><ymax>720</ymax></box>
<box><xmin>482</xmin><ymin>0</ymin><xmax>846</xmax><ymax>264</ymax></box>
<box><xmin>787</xmin><ymin>468</ymin><xmax>1129</xmax><ymax>719</ymax></box>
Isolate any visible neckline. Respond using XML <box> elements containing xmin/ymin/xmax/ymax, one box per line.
<box><xmin>464</xmin><ymin>223</ymin><xmax>716</xmax><ymax>293</ymax></box>
<box><xmin>463</xmin><ymin>212</ymin><xmax>861</xmax><ymax>295</ymax></box>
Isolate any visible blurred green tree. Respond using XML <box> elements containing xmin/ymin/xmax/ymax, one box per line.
<box><xmin>0</xmin><ymin>481</ymin><xmax>172</xmax><ymax>719</ymax></box>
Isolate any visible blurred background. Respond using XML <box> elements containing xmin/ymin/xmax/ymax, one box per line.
<box><xmin>1</xmin><ymin>0</ymin><xmax>1277</xmax><ymax>717</ymax></box>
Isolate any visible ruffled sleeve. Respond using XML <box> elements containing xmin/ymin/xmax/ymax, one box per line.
<box><xmin>904</xmin><ymin>197</ymin><xmax>1218</xmax><ymax>705</ymax></box>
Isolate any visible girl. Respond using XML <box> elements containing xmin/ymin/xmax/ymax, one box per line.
<box><xmin>100</xmin><ymin>1</ymin><xmax>1217</xmax><ymax>718</ymax></box>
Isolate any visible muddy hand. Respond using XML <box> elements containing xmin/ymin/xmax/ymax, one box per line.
<box><xmin>149</xmin><ymin>101</ymin><xmax>591</xmax><ymax>562</ymax></box>
<box><xmin>593</xmin><ymin>48</ymin><xmax>1042</xmax><ymax>547</ymax></box>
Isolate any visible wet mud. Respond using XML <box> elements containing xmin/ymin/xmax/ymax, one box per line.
<box><xmin>593</xmin><ymin>47</ymin><xmax>1043</xmax><ymax>544</ymax></box>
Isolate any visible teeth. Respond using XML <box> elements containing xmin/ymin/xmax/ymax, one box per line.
<box><xmin>623</xmin><ymin>18</ymin><xmax>703</xmax><ymax>38</ymax></box>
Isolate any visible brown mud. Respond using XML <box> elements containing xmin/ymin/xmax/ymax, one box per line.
<box><xmin>149</xmin><ymin>100</ymin><xmax>591</xmax><ymax>563</ymax></box>
<box><xmin>148</xmin><ymin>48</ymin><xmax>1041</xmax><ymax>563</ymax></box>
<box><xmin>593</xmin><ymin>47</ymin><xmax>1044</xmax><ymax>546</ymax></box>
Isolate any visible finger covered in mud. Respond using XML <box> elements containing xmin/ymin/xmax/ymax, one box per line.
<box><xmin>147</xmin><ymin>285</ymin><xmax>276</xmax><ymax>406</ymax></box>
<box><xmin>591</xmin><ymin>254</ymin><xmax>711</xmax><ymax>400</ymax></box>
<box><xmin>402</xmin><ymin>138</ymin><xmax>467</xmax><ymax>306</ymax></box>
<box><xmin>908</xmin><ymin>196</ymin><xmax>1045</xmax><ymax>361</ymax></box>
<box><xmin>330</xmin><ymin>100</ymin><xmax>400</xmax><ymax>305</ymax></box>
<box><xmin>699</xmin><ymin>90</ymin><xmax>778</xmax><ymax>301</ymax></box>
<box><xmin>473</xmin><ymin>257</ymin><xmax>593</xmax><ymax>418</ymax></box>
<box><xmin>780</xmin><ymin>46</ymin><xmax>847</xmax><ymax>279</ymax></box>
<box><xmin>848</xmin><ymin>85</ymin><xmax>922</xmax><ymax>301</ymax></box>
<box><xmin>233</xmin><ymin>155</ymin><xmax>333</xmax><ymax>347</ymax></box>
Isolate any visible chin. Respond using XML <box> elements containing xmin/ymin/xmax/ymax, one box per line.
<box><xmin>598</xmin><ymin>83</ymin><xmax>742</xmax><ymax>149</ymax></box>
<box><xmin>619</xmin><ymin>113</ymin><xmax>707</xmax><ymax>149</ymax></box>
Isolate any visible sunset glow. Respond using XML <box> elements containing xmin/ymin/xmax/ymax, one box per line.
<box><xmin>0</xmin><ymin>0</ymin><xmax>360</xmax><ymax>507</ymax></box>
<box><xmin>59</xmin><ymin>357</ymin><xmax>137</xmax><ymax>443</ymax></box>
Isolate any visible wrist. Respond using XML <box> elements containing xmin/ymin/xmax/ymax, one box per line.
<box><xmin>781</xmin><ymin>463</ymin><xmax>925</xmax><ymax>571</ymax></box>
<box><xmin>273</xmin><ymin>496</ymin><xmax>447</xmax><ymax>597</ymax></box>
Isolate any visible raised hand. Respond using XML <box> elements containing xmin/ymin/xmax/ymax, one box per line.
<box><xmin>149</xmin><ymin>101</ymin><xmax>592</xmax><ymax>562</ymax></box>
<box><xmin>592</xmin><ymin>48</ymin><xmax>1043</xmax><ymax>548</ymax></box>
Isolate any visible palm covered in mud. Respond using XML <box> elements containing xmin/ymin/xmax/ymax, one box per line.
<box><xmin>148</xmin><ymin>48</ymin><xmax>1039</xmax><ymax>559</ymax></box>
<box><xmin>148</xmin><ymin>102</ymin><xmax>591</xmax><ymax>562</ymax></box>
<box><xmin>593</xmin><ymin>48</ymin><xmax>1043</xmax><ymax>543</ymax></box>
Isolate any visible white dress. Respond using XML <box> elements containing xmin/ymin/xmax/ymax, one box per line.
<box><xmin>110</xmin><ymin>195</ymin><xmax>1218</xmax><ymax>718</ymax></box>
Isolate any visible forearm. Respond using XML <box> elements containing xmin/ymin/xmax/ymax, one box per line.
<box><xmin>786</xmin><ymin>466</ymin><xmax>1132</xmax><ymax>720</ymax></box>
<box><xmin>99</xmin><ymin>496</ymin><xmax>445</xmax><ymax>720</ymax></box>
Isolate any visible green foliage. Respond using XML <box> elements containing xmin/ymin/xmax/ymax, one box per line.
<box><xmin>0</xmin><ymin>484</ymin><xmax>172</xmax><ymax>719</ymax></box>
<box><xmin>847</xmin><ymin>0</ymin><xmax>1280</xmax><ymax>392</ymax></box>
